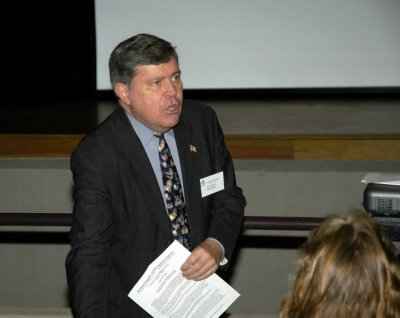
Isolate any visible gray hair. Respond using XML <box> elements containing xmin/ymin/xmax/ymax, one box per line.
<box><xmin>108</xmin><ymin>33</ymin><xmax>179</xmax><ymax>90</ymax></box>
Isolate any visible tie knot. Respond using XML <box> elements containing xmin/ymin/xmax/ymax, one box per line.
<box><xmin>154</xmin><ymin>132</ymin><xmax>164</xmax><ymax>138</ymax></box>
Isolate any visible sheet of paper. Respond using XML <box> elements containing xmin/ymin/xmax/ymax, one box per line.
<box><xmin>128</xmin><ymin>240</ymin><xmax>240</xmax><ymax>318</ymax></box>
<box><xmin>361</xmin><ymin>172</ymin><xmax>400</xmax><ymax>186</ymax></box>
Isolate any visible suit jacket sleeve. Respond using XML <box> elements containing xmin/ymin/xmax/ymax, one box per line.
<box><xmin>65</xmin><ymin>145</ymin><xmax>112</xmax><ymax>318</ymax></box>
<box><xmin>204</xmin><ymin>105</ymin><xmax>246</xmax><ymax>261</ymax></box>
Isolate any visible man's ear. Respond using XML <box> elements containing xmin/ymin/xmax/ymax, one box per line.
<box><xmin>114</xmin><ymin>83</ymin><xmax>130</xmax><ymax>105</ymax></box>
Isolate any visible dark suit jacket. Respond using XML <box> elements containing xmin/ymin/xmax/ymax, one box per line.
<box><xmin>65</xmin><ymin>100</ymin><xmax>246</xmax><ymax>317</ymax></box>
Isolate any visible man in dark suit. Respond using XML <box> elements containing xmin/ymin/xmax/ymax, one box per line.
<box><xmin>65</xmin><ymin>33</ymin><xmax>246</xmax><ymax>317</ymax></box>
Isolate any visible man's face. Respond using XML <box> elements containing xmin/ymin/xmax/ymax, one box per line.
<box><xmin>117</xmin><ymin>58</ymin><xmax>183</xmax><ymax>133</ymax></box>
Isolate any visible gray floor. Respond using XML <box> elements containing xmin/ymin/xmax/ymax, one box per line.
<box><xmin>96</xmin><ymin>96</ymin><xmax>400</xmax><ymax>135</ymax></box>
<box><xmin>201</xmin><ymin>97</ymin><xmax>400</xmax><ymax>135</ymax></box>
<box><xmin>0</xmin><ymin>307</ymin><xmax>276</xmax><ymax>318</ymax></box>
<box><xmin>3</xmin><ymin>95</ymin><xmax>398</xmax><ymax>136</ymax></box>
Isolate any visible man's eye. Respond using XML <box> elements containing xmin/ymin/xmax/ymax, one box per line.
<box><xmin>172</xmin><ymin>74</ymin><xmax>181</xmax><ymax>82</ymax></box>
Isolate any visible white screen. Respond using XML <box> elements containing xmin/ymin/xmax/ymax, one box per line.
<box><xmin>95</xmin><ymin>0</ymin><xmax>400</xmax><ymax>90</ymax></box>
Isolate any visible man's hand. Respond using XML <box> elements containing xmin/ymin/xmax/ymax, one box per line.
<box><xmin>180</xmin><ymin>239</ymin><xmax>222</xmax><ymax>281</ymax></box>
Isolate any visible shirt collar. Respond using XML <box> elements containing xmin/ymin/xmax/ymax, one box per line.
<box><xmin>124</xmin><ymin>110</ymin><xmax>173</xmax><ymax>147</ymax></box>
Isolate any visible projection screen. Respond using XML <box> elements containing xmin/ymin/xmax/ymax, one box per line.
<box><xmin>95</xmin><ymin>0</ymin><xmax>400</xmax><ymax>90</ymax></box>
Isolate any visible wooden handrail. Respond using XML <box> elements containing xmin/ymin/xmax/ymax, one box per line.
<box><xmin>0</xmin><ymin>213</ymin><xmax>324</xmax><ymax>231</ymax></box>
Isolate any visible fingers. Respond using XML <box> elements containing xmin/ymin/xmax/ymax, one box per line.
<box><xmin>181</xmin><ymin>257</ymin><xmax>218</xmax><ymax>281</ymax></box>
<box><xmin>180</xmin><ymin>240</ymin><xmax>221</xmax><ymax>280</ymax></box>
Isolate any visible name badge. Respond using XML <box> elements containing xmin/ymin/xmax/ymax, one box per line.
<box><xmin>200</xmin><ymin>171</ymin><xmax>224</xmax><ymax>198</ymax></box>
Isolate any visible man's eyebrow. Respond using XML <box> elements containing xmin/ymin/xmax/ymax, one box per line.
<box><xmin>148</xmin><ymin>75</ymin><xmax>164</xmax><ymax>82</ymax></box>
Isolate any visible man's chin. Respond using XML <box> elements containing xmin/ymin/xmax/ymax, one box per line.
<box><xmin>162</xmin><ymin>115</ymin><xmax>180</xmax><ymax>130</ymax></box>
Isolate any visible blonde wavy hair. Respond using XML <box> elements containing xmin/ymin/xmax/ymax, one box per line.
<box><xmin>279</xmin><ymin>210</ymin><xmax>400</xmax><ymax>318</ymax></box>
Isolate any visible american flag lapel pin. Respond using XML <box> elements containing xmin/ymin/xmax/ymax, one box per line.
<box><xmin>190</xmin><ymin>144</ymin><xmax>197</xmax><ymax>152</ymax></box>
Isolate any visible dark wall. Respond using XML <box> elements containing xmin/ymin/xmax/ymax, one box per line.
<box><xmin>2</xmin><ymin>1</ymin><xmax>96</xmax><ymax>101</ymax></box>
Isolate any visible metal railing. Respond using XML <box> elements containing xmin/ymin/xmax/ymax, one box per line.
<box><xmin>0</xmin><ymin>213</ymin><xmax>324</xmax><ymax>231</ymax></box>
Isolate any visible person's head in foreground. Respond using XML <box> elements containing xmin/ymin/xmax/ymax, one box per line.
<box><xmin>279</xmin><ymin>210</ymin><xmax>400</xmax><ymax>318</ymax></box>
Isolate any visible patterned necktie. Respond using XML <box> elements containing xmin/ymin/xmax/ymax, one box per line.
<box><xmin>155</xmin><ymin>133</ymin><xmax>190</xmax><ymax>248</ymax></box>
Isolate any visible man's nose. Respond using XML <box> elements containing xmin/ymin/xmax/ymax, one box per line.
<box><xmin>164</xmin><ymin>79</ymin><xmax>179</xmax><ymax>96</ymax></box>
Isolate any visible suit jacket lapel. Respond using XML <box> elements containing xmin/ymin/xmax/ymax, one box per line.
<box><xmin>174</xmin><ymin>117</ymin><xmax>195</xmax><ymax>198</ymax></box>
<box><xmin>174</xmin><ymin>117</ymin><xmax>202</xmax><ymax>242</ymax></box>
